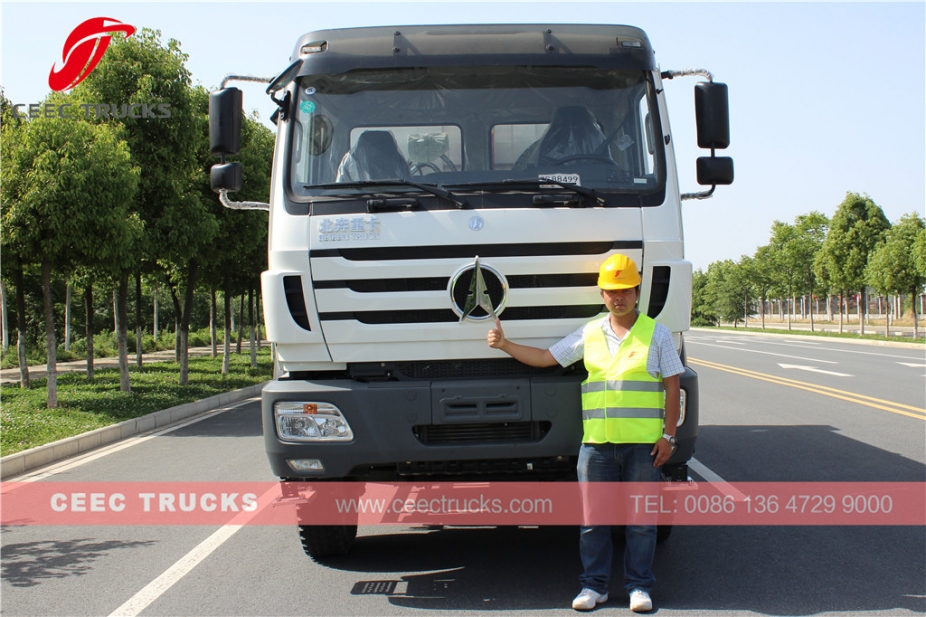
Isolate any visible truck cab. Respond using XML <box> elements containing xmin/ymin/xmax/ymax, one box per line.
<box><xmin>210</xmin><ymin>23</ymin><xmax>732</xmax><ymax>557</ymax></box>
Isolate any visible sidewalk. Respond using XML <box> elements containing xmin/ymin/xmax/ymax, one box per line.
<box><xmin>0</xmin><ymin>344</ymin><xmax>255</xmax><ymax>385</ymax></box>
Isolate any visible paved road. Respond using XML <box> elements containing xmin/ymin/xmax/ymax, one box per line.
<box><xmin>2</xmin><ymin>331</ymin><xmax>924</xmax><ymax>616</ymax></box>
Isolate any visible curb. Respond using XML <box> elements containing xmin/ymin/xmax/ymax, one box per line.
<box><xmin>0</xmin><ymin>382</ymin><xmax>267</xmax><ymax>480</ymax></box>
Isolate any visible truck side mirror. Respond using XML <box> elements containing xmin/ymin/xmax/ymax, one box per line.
<box><xmin>694</xmin><ymin>82</ymin><xmax>730</xmax><ymax>149</ymax></box>
<box><xmin>211</xmin><ymin>162</ymin><xmax>242</xmax><ymax>193</ymax></box>
<box><xmin>696</xmin><ymin>156</ymin><xmax>734</xmax><ymax>186</ymax></box>
<box><xmin>209</xmin><ymin>88</ymin><xmax>243</xmax><ymax>155</ymax></box>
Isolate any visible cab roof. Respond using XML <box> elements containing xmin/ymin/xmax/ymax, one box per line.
<box><xmin>290</xmin><ymin>24</ymin><xmax>656</xmax><ymax>75</ymax></box>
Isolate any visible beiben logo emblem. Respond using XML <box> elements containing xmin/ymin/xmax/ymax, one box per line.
<box><xmin>49</xmin><ymin>17</ymin><xmax>136</xmax><ymax>92</ymax></box>
<box><xmin>451</xmin><ymin>256</ymin><xmax>507</xmax><ymax>322</ymax></box>
<box><xmin>468</xmin><ymin>216</ymin><xmax>485</xmax><ymax>231</ymax></box>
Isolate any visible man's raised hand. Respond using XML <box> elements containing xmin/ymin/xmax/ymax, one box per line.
<box><xmin>487</xmin><ymin>318</ymin><xmax>506</xmax><ymax>349</ymax></box>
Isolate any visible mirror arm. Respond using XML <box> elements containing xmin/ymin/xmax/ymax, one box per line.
<box><xmin>220</xmin><ymin>74</ymin><xmax>274</xmax><ymax>89</ymax></box>
<box><xmin>218</xmin><ymin>189</ymin><xmax>270</xmax><ymax>212</ymax></box>
<box><xmin>661</xmin><ymin>68</ymin><xmax>714</xmax><ymax>83</ymax></box>
<box><xmin>681</xmin><ymin>186</ymin><xmax>716</xmax><ymax>201</ymax></box>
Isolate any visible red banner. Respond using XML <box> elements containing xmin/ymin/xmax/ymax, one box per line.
<box><xmin>2</xmin><ymin>481</ymin><xmax>923</xmax><ymax>527</ymax></box>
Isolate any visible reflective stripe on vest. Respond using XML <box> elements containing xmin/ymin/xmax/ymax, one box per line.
<box><xmin>581</xmin><ymin>315</ymin><xmax>665</xmax><ymax>444</ymax></box>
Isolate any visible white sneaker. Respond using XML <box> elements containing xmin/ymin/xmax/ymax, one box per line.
<box><xmin>572</xmin><ymin>588</ymin><xmax>608</xmax><ymax>610</ymax></box>
<box><xmin>629</xmin><ymin>588</ymin><xmax>653</xmax><ymax>612</ymax></box>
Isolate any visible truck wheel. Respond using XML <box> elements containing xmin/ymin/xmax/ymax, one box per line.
<box><xmin>298</xmin><ymin>524</ymin><xmax>357</xmax><ymax>559</ymax></box>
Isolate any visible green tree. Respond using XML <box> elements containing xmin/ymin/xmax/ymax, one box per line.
<box><xmin>0</xmin><ymin>94</ymin><xmax>139</xmax><ymax>407</ymax></box>
<box><xmin>767</xmin><ymin>221</ymin><xmax>801</xmax><ymax>330</ymax></box>
<box><xmin>815</xmin><ymin>192</ymin><xmax>890</xmax><ymax>334</ymax></box>
<box><xmin>750</xmin><ymin>245</ymin><xmax>776</xmax><ymax>329</ymax></box>
<box><xmin>792</xmin><ymin>212</ymin><xmax>829</xmax><ymax>330</ymax></box>
<box><xmin>690</xmin><ymin>269</ymin><xmax>717</xmax><ymax>326</ymax></box>
<box><xmin>867</xmin><ymin>213</ymin><xmax>926</xmax><ymax>339</ymax></box>
<box><xmin>704</xmin><ymin>258</ymin><xmax>754</xmax><ymax>327</ymax></box>
<box><xmin>72</xmin><ymin>29</ymin><xmax>217</xmax><ymax>385</ymax></box>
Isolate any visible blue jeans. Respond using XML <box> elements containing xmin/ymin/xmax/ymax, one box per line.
<box><xmin>577</xmin><ymin>443</ymin><xmax>660</xmax><ymax>595</ymax></box>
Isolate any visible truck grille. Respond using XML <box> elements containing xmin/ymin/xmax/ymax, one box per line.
<box><xmin>414</xmin><ymin>421</ymin><xmax>550</xmax><ymax>445</ymax></box>
<box><xmin>349</xmin><ymin>358</ymin><xmax>584</xmax><ymax>381</ymax></box>
<box><xmin>309</xmin><ymin>240</ymin><xmax>643</xmax><ymax>361</ymax></box>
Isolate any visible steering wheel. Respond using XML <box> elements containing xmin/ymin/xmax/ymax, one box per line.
<box><xmin>410</xmin><ymin>161</ymin><xmax>442</xmax><ymax>175</ymax></box>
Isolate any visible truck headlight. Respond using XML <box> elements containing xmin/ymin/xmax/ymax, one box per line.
<box><xmin>274</xmin><ymin>402</ymin><xmax>353</xmax><ymax>442</ymax></box>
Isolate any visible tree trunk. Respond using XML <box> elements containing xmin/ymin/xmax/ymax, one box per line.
<box><xmin>153</xmin><ymin>284</ymin><xmax>159</xmax><ymax>342</ymax></box>
<box><xmin>115</xmin><ymin>277</ymin><xmax>131</xmax><ymax>393</ymax></box>
<box><xmin>223</xmin><ymin>276</ymin><xmax>231</xmax><ymax>375</ymax></box>
<box><xmin>136</xmin><ymin>272</ymin><xmax>143</xmax><ymax>368</ymax></box>
<box><xmin>13</xmin><ymin>267</ymin><xmax>30</xmax><ymax>388</ymax></box>
<box><xmin>809</xmin><ymin>280</ymin><xmax>815</xmax><ymax>333</ymax></box>
<box><xmin>256</xmin><ymin>290</ymin><xmax>263</xmax><ymax>349</ymax></box>
<box><xmin>249</xmin><ymin>287</ymin><xmax>257</xmax><ymax>368</ymax></box>
<box><xmin>178</xmin><ymin>260</ymin><xmax>199</xmax><ymax>386</ymax></box>
<box><xmin>64</xmin><ymin>283</ymin><xmax>72</xmax><ymax>351</ymax></box>
<box><xmin>838</xmin><ymin>292</ymin><xmax>845</xmax><ymax>334</ymax></box>
<box><xmin>241</xmin><ymin>294</ymin><xmax>244</xmax><ymax>355</ymax></box>
<box><xmin>912</xmin><ymin>287</ymin><xmax>920</xmax><ymax>340</ymax></box>
<box><xmin>858</xmin><ymin>289</ymin><xmax>865</xmax><ymax>336</ymax></box>
<box><xmin>167</xmin><ymin>281</ymin><xmax>182</xmax><ymax>363</ymax></box>
<box><xmin>210</xmin><ymin>288</ymin><xmax>218</xmax><ymax>359</ymax></box>
<box><xmin>85</xmin><ymin>285</ymin><xmax>95</xmax><ymax>380</ymax></box>
<box><xmin>1</xmin><ymin>278</ymin><xmax>8</xmax><ymax>354</ymax></box>
<box><xmin>884</xmin><ymin>295</ymin><xmax>890</xmax><ymax>339</ymax></box>
<box><xmin>41</xmin><ymin>260</ymin><xmax>58</xmax><ymax>409</ymax></box>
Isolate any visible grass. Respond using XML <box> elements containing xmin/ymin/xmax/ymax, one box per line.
<box><xmin>1</xmin><ymin>350</ymin><xmax>272</xmax><ymax>456</ymax></box>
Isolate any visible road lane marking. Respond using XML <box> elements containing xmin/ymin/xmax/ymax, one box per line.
<box><xmin>689</xmin><ymin>357</ymin><xmax>926</xmax><ymax>421</ymax></box>
<box><xmin>109</xmin><ymin>484</ymin><xmax>279</xmax><ymax>617</ymax></box>
<box><xmin>688</xmin><ymin>458</ymin><xmax>746</xmax><ymax>501</ymax></box>
<box><xmin>686</xmin><ymin>341</ymin><xmax>840</xmax><ymax>364</ymax></box>
<box><xmin>898</xmin><ymin>362</ymin><xmax>926</xmax><ymax>368</ymax></box>
<box><xmin>777</xmin><ymin>363</ymin><xmax>853</xmax><ymax>377</ymax></box>
<box><xmin>695</xmin><ymin>336</ymin><xmax>924</xmax><ymax>360</ymax></box>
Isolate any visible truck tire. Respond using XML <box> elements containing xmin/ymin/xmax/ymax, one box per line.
<box><xmin>298</xmin><ymin>524</ymin><xmax>357</xmax><ymax>559</ymax></box>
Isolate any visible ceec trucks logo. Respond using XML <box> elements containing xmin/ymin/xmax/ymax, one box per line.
<box><xmin>12</xmin><ymin>17</ymin><xmax>171</xmax><ymax>120</ymax></box>
<box><xmin>48</xmin><ymin>17</ymin><xmax>136</xmax><ymax>91</ymax></box>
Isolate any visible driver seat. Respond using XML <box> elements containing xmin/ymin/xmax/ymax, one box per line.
<box><xmin>537</xmin><ymin>106</ymin><xmax>612</xmax><ymax>166</ymax></box>
<box><xmin>336</xmin><ymin>130</ymin><xmax>409</xmax><ymax>182</ymax></box>
<box><xmin>514</xmin><ymin>106</ymin><xmax>614</xmax><ymax>169</ymax></box>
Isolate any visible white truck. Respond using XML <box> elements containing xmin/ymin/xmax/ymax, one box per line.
<box><xmin>209</xmin><ymin>23</ymin><xmax>733</xmax><ymax>558</ymax></box>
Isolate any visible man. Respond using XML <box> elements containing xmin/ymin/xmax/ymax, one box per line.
<box><xmin>487</xmin><ymin>253</ymin><xmax>683</xmax><ymax>613</ymax></box>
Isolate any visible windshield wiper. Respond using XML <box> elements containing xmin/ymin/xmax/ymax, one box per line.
<box><xmin>309</xmin><ymin>179</ymin><xmax>468</xmax><ymax>209</ymax></box>
<box><xmin>440</xmin><ymin>179</ymin><xmax>606</xmax><ymax>207</ymax></box>
<box><xmin>499</xmin><ymin>179</ymin><xmax>606</xmax><ymax>207</ymax></box>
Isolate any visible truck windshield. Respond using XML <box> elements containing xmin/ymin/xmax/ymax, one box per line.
<box><xmin>289</xmin><ymin>66</ymin><xmax>663</xmax><ymax>199</ymax></box>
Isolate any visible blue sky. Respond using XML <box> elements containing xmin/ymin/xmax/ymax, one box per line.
<box><xmin>2</xmin><ymin>2</ymin><xmax>924</xmax><ymax>271</ymax></box>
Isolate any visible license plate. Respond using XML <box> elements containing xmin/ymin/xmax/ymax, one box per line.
<box><xmin>539</xmin><ymin>173</ymin><xmax>580</xmax><ymax>187</ymax></box>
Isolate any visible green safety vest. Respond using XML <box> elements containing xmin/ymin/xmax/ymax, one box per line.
<box><xmin>581</xmin><ymin>314</ymin><xmax>665</xmax><ymax>444</ymax></box>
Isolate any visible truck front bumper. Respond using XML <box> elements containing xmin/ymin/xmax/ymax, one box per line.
<box><xmin>262</xmin><ymin>367</ymin><xmax>698</xmax><ymax>480</ymax></box>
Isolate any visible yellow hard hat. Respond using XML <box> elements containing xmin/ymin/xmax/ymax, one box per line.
<box><xmin>597</xmin><ymin>254</ymin><xmax>642</xmax><ymax>290</ymax></box>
